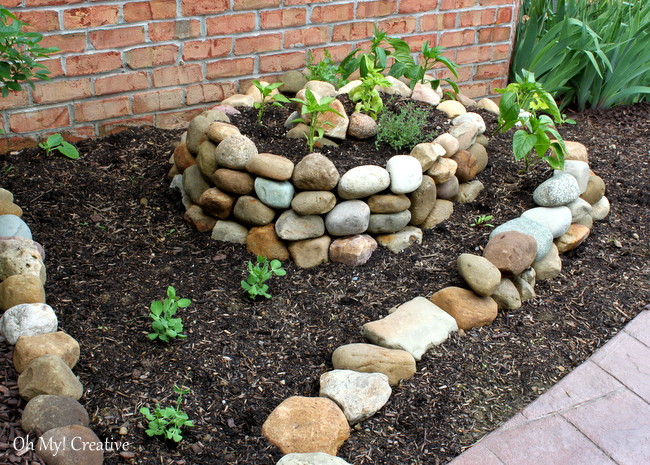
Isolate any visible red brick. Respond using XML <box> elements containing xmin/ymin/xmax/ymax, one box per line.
<box><xmin>260</xmin><ymin>51</ymin><xmax>306</xmax><ymax>73</ymax></box>
<box><xmin>480</xmin><ymin>0</ymin><xmax>514</xmax><ymax>5</ymax></box>
<box><xmin>2</xmin><ymin>0</ymin><xmax>22</xmax><ymax>6</ymax></box>
<box><xmin>206</xmin><ymin>58</ymin><xmax>255</xmax><ymax>79</ymax></box>
<box><xmin>33</xmin><ymin>78</ymin><xmax>92</xmax><ymax>104</ymax></box>
<box><xmin>155</xmin><ymin>108</ymin><xmax>204</xmax><ymax>129</ymax></box>
<box><xmin>150</xmin><ymin>20</ymin><xmax>201</xmax><ymax>41</ymax></box>
<box><xmin>60</xmin><ymin>125</ymin><xmax>96</xmax><ymax>142</ymax></box>
<box><xmin>311</xmin><ymin>4</ymin><xmax>354</xmax><ymax>23</ymax></box>
<box><xmin>399</xmin><ymin>0</ymin><xmax>438</xmax><ymax>13</ymax></box>
<box><xmin>378</xmin><ymin>16</ymin><xmax>417</xmax><ymax>35</ymax></box>
<box><xmin>123</xmin><ymin>0</ymin><xmax>177</xmax><ymax>22</ymax></box>
<box><xmin>403</xmin><ymin>34</ymin><xmax>438</xmax><ymax>52</ymax></box>
<box><xmin>183</xmin><ymin>39</ymin><xmax>231</xmax><ymax>61</ymax></box>
<box><xmin>63</xmin><ymin>6</ymin><xmax>119</xmax><ymax>29</ymax></box>
<box><xmin>95</xmin><ymin>72</ymin><xmax>150</xmax><ymax>95</ymax></box>
<box><xmin>0</xmin><ymin>90</ymin><xmax>29</xmax><ymax>111</ymax></box>
<box><xmin>25</xmin><ymin>0</ymin><xmax>84</xmax><ymax>5</ymax></box>
<box><xmin>186</xmin><ymin>82</ymin><xmax>236</xmax><ymax>106</ymax></box>
<box><xmin>74</xmin><ymin>96</ymin><xmax>130</xmax><ymax>122</ymax></box>
<box><xmin>181</xmin><ymin>0</ymin><xmax>229</xmax><ymax>15</ymax></box>
<box><xmin>475</xmin><ymin>61</ymin><xmax>509</xmax><ymax>79</ymax></box>
<box><xmin>490</xmin><ymin>78</ymin><xmax>508</xmax><ymax>94</ymax></box>
<box><xmin>421</xmin><ymin>12</ymin><xmax>457</xmax><ymax>31</ymax></box>
<box><xmin>460</xmin><ymin>81</ymin><xmax>488</xmax><ymax>98</ymax></box>
<box><xmin>356</xmin><ymin>0</ymin><xmax>397</xmax><ymax>19</ymax></box>
<box><xmin>261</xmin><ymin>8</ymin><xmax>307</xmax><ymax>29</ymax></box>
<box><xmin>206</xmin><ymin>13</ymin><xmax>256</xmax><ymax>35</ymax></box>
<box><xmin>493</xmin><ymin>43</ymin><xmax>510</xmax><ymax>60</ymax></box>
<box><xmin>284</xmin><ymin>27</ymin><xmax>328</xmax><ymax>48</ymax></box>
<box><xmin>478</xmin><ymin>26</ymin><xmax>511</xmax><ymax>43</ymax></box>
<box><xmin>233</xmin><ymin>0</ymin><xmax>280</xmax><ymax>11</ymax></box>
<box><xmin>99</xmin><ymin>115</ymin><xmax>154</xmax><ymax>136</ymax></box>
<box><xmin>9</xmin><ymin>106</ymin><xmax>70</xmax><ymax>132</ymax></box>
<box><xmin>89</xmin><ymin>26</ymin><xmax>145</xmax><ymax>50</ymax></box>
<box><xmin>40</xmin><ymin>33</ymin><xmax>86</xmax><ymax>54</ymax></box>
<box><xmin>0</xmin><ymin>136</ymin><xmax>38</xmax><ymax>153</ymax></box>
<box><xmin>459</xmin><ymin>8</ymin><xmax>496</xmax><ymax>27</ymax></box>
<box><xmin>124</xmin><ymin>45</ymin><xmax>179</xmax><ymax>69</ymax></box>
<box><xmin>37</xmin><ymin>58</ymin><xmax>64</xmax><ymax>78</ymax></box>
<box><xmin>284</xmin><ymin>0</ymin><xmax>312</xmax><ymax>5</ymax></box>
<box><xmin>439</xmin><ymin>29</ymin><xmax>476</xmax><ymax>48</ymax></box>
<box><xmin>455</xmin><ymin>45</ymin><xmax>492</xmax><ymax>64</ymax></box>
<box><xmin>234</xmin><ymin>33</ymin><xmax>282</xmax><ymax>55</ymax></box>
<box><xmin>332</xmin><ymin>22</ymin><xmax>374</xmax><ymax>42</ymax></box>
<box><xmin>132</xmin><ymin>88</ymin><xmax>184</xmax><ymax>113</ymax></box>
<box><xmin>434</xmin><ymin>64</ymin><xmax>472</xmax><ymax>82</ymax></box>
<box><xmin>15</xmin><ymin>10</ymin><xmax>59</xmax><ymax>32</ymax></box>
<box><xmin>309</xmin><ymin>45</ymin><xmax>352</xmax><ymax>63</ymax></box>
<box><xmin>497</xmin><ymin>6</ymin><xmax>513</xmax><ymax>23</ymax></box>
<box><xmin>152</xmin><ymin>64</ymin><xmax>203</xmax><ymax>87</ymax></box>
<box><xmin>440</xmin><ymin>0</ymin><xmax>478</xmax><ymax>9</ymax></box>
<box><xmin>66</xmin><ymin>51</ymin><xmax>121</xmax><ymax>76</ymax></box>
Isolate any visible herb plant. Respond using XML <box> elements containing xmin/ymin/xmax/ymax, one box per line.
<box><xmin>339</xmin><ymin>26</ymin><xmax>392</xmax><ymax>79</ymax></box>
<box><xmin>252</xmin><ymin>80</ymin><xmax>290</xmax><ymax>124</ymax></box>
<box><xmin>470</xmin><ymin>215</ymin><xmax>495</xmax><ymax>228</ymax></box>
<box><xmin>390</xmin><ymin>40</ymin><xmax>460</xmax><ymax>95</ymax></box>
<box><xmin>306</xmin><ymin>50</ymin><xmax>347</xmax><ymax>89</ymax></box>
<box><xmin>375</xmin><ymin>101</ymin><xmax>431</xmax><ymax>151</ymax></box>
<box><xmin>241</xmin><ymin>255</ymin><xmax>286</xmax><ymax>300</ymax></box>
<box><xmin>291</xmin><ymin>88</ymin><xmax>343</xmax><ymax>152</ymax></box>
<box><xmin>38</xmin><ymin>133</ymin><xmax>80</xmax><ymax>159</ymax></box>
<box><xmin>148</xmin><ymin>286</ymin><xmax>190</xmax><ymax>342</ymax></box>
<box><xmin>139</xmin><ymin>385</ymin><xmax>194</xmax><ymax>443</ymax></box>
<box><xmin>348</xmin><ymin>60</ymin><xmax>393</xmax><ymax>119</ymax></box>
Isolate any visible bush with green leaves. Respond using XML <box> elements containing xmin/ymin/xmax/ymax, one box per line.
<box><xmin>148</xmin><ymin>286</ymin><xmax>190</xmax><ymax>342</ymax></box>
<box><xmin>0</xmin><ymin>8</ymin><xmax>58</xmax><ymax>97</ymax></box>
<box><xmin>375</xmin><ymin>101</ymin><xmax>431</xmax><ymax>151</ymax></box>
<box><xmin>241</xmin><ymin>255</ymin><xmax>286</xmax><ymax>300</ymax></box>
<box><xmin>306</xmin><ymin>50</ymin><xmax>347</xmax><ymax>89</ymax></box>
<box><xmin>290</xmin><ymin>88</ymin><xmax>343</xmax><ymax>152</ymax></box>
<box><xmin>495</xmin><ymin>70</ymin><xmax>574</xmax><ymax>172</ymax></box>
<box><xmin>348</xmin><ymin>61</ymin><xmax>393</xmax><ymax>119</ymax></box>
<box><xmin>511</xmin><ymin>0</ymin><xmax>650</xmax><ymax>110</ymax></box>
<box><xmin>252</xmin><ymin>80</ymin><xmax>290</xmax><ymax>124</ymax></box>
<box><xmin>38</xmin><ymin>133</ymin><xmax>80</xmax><ymax>159</ymax></box>
<box><xmin>139</xmin><ymin>385</ymin><xmax>194</xmax><ymax>443</ymax></box>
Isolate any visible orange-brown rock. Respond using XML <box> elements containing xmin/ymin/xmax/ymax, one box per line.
<box><xmin>213</xmin><ymin>168</ymin><xmax>255</xmax><ymax>195</ymax></box>
<box><xmin>183</xmin><ymin>205</ymin><xmax>216</xmax><ymax>232</ymax></box>
<box><xmin>198</xmin><ymin>188</ymin><xmax>235</xmax><ymax>219</ymax></box>
<box><xmin>429</xmin><ymin>286</ymin><xmax>498</xmax><ymax>330</ymax></box>
<box><xmin>246</xmin><ymin>224</ymin><xmax>289</xmax><ymax>261</ymax></box>
<box><xmin>173</xmin><ymin>142</ymin><xmax>196</xmax><ymax>173</ymax></box>
<box><xmin>555</xmin><ymin>224</ymin><xmax>590</xmax><ymax>253</ymax></box>
<box><xmin>484</xmin><ymin>231</ymin><xmax>537</xmax><ymax>276</ymax></box>
<box><xmin>14</xmin><ymin>331</ymin><xmax>80</xmax><ymax>373</ymax></box>
<box><xmin>0</xmin><ymin>274</ymin><xmax>45</xmax><ymax>311</ymax></box>
<box><xmin>450</xmin><ymin>150</ymin><xmax>478</xmax><ymax>183</ymax></box>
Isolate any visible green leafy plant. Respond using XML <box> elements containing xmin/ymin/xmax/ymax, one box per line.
<box><xmin>348</xmin><ymin>61</ymin><xmax>393</xmax><ymax>119</ymax></box>
<box><xmin>252</xmin><ymin>80</ymin><xmax>290</xmax><ymax>124</ymax></box>
<box><xmin>340</xmin><ymin>26</ymin><xmax>392</xmax><ymax>79</ymax></box>
<box><xmin>38</xmin><ymin>133</ymin><xmax>80</xmax><ymax>159</ymax></box>
<box><xmin>495</xmin><ymin>70</ymin><xmax>573</xmax><ymax>172</ymax></box>
<box><xmin>241</xmin><ymin>255</ymin><xmax>286</xmax><ymax>300</ymax></box>
<box><xmin>0</xmin><ymin>8</ymin><xmax>58</xmax><ymax>97</ymax></box>
<box><xmin>306</xmin><ymin>50</ymin><xmax>347</xmax><ymax>89</ymax></box>
<box><xmin>148</xmin><ymin>286</ymin><xmax>190</xmax><ymax>342</ymax></box>
<box><xmin>290</xmin><ymin>87</ymin><xmax>343</xmax><ymax>152</ymax></box>
<box><xmin>375</xmin><ymin>101</ymin><xmax>431</xmax><ymax>151</ymax></box>
<box><xmin>470</xmin><ymin>214</ymin><xmax>495</xmax><ymax>228</ymax></box>
<box><xmin>139</xmin><ymin>385</ymin><xmax>194</xmax><ymax>443</ymax></box>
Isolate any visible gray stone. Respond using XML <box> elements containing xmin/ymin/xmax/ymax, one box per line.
<box><xmin>591</xmin><ymin>196</ymin><xmax>610</xmax><ymax>221</ymax></box>
<box><xmin>291</xmin><ymin>191</ymin><xmax>337</xmax><ymax>215</ymax></box>
<box><xmin>36</xmin><ymin>425</ymin><xmax>103</xmax><ymax>465</ymax></box>
<box><xmin>0</xmin><ymin>214</ymin><xmax>31</xmax><ymax>240</ymax></box>
<box><xmin>182</xmin><ymin>164</ymin><xmax>210</xmax><ymax>205</ymax></box>
<box><xmin>532</xmin><ymin>243</ymin><xmax>562</xmax><ymax>280</ymax></box>
<box><xmin>421</xmin><ymin>199</ymin><xmax>454</xmax><ymax>229</ymax></box>
<box><xmin>276</xmin><ymin>452</ymin><xmax>352</xmax><ymax>465</ymax></box>
<box><xmin>186</xmin><ymin>109</ymin><xmax>230</xmax><ymax>154</ymax></box>
<box><xmin>457</xmin><ymin>253</ymin><xmax>501</xmax><ymax>296</ymax></box>
<box><xmin>215</xmin><ymin>134</ymin><xmax>258</xmax><ymax>169</ymax></box>
<box><xmin>347</xmin><ymin>112</ymin><xmax>377</xmax><ymax>139</ymax></box>
<box><xmin>453</xmin><ymin>180</ymin><xmax>484</xmax><ymax>203</ymax></box>
<box><xmin>275</xmin><ymin>210</ymin><xmax>325</xmax><ymax>241</ymax></box>
<box><xmin>555</xmin><ymin>160</ymin><xmax>590</xmax><ymax>193</ymax></box>
<box><xmin>22</xmin><ymin>395</ymin><xmax>89</xmax><ymax>433</ymax></box>
<box><xmin>211</xmin><ymin>220</ymin><xmax>248</xmax><ymax>244</ymax></box>
<box><xmin>533</xmin><ymin>172</ymin><xmax>581</xmax><ymax>207</ymax></box>
<box><xmin>408</xmin><ymin>176</ymin><xmax>437</xmax><ymax>225</ymax></box>
<box><xmin>18</xmin><ymin>354</ymin><xmax>83</xmax><ymax>401</ymax></box>
<box><xmin>255</xmin><ymin>178</ymin><xmax>295</xmax><ymax>209</ymax></box>
<box><xmin>292</xmin><ymin>153</ymin><xmax>340</xmax><ymax>191</ymax></box>
<box><xmin>376</xmin><ymin>226</ymin><xmax>423</xmax><ymax>253</ymax></box>
<box><xmin>452</xmin><ymin>112</ymin><xmax>486</xmax><ymax>134</ymax></box>
<box><xmin>331</xmin><ymin>343</ymin><xmax>416</xmax><ymax>386</ymax></box>
<box><xmin>490</xmin><ymin>217</ymin><xmax>554</xmax><ymax>261</ymax></box>
<box><xmin>435</xmin><ymin>175</ymin><xmax>459</xmax><ymax>200</ymax></box>
<box><xmin>386</xmin><ymin>155</ymin><xmax>423</xmax><ymax>194</ymax></box>
<box><xmin>491</xmin><ymin>278</ymin><xmax>522</xmax><ymax>310</ymax></box>
<box><xmin>514</xmin><ymin>276</ymin><xmax>536</xmax><ymax>301</ymax></box>
<box><xmin>337</xmin><ymin>165</ymin><xmax>390</xmax><ymax>199</ymax></box>
<box><xmin>367</xmin><ymin>211</ymin><xmax>412</xmax><ymax>234</ymax></box>
<box><xmin>521</xmin><ymin>206</ymin><xmax>572</xmax><ymax>238</ymax></box>
<box><xmin>280</xmin><ymin>70</ymin><xmax>308</xmax><ymax>93</ymax></box>
<box><xmin>233</xmin><ymin>196</ymin><xmax>276</xmax><ymax>226</ymax></box>
<box><xmin>566</xmin><ymin>198</ymin><xmax>593</xmax><ymax>222</ymax></box>
<box><xmin>325</xmin><ymin>201</ymin><xmax>370</xmax><ymax>236</ymax></box>
<box><xmin>0</xmin><ymin>303</ymin><xmax>57</xmax><ymax>345</ymax></box>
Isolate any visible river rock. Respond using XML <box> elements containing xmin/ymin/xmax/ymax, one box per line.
<box><xmin>0</xmin><ymin>200</ymin><xmax>22</xmax><ymax>217</ymax></box>
<box><xmin>411</xmin><ymin>81</ymin><xmax>441</xmax><ymax>105</ymax></box>
<box><xmin>490</xmin><ymin>217</ymin><xmax>553</xmax><ymax>261</ymax></box>
<box><xmin>532</xmin><ymin>243</ymin><xmax>562</xmax><ymax>280</ymax></box>
<box><xmin>573</xmin><ymin>212</ymin><xmax>594</xmax><ymax>229</ymax></box>
<box><xmin>408</xmin><ymin>176</ymin><xmax>436</xmax><ymax>225</ymax></box>
<box><xmin>329</xmin><ymin>235</ymin><xmax>377</xmax><ymax>267</ymax></box>
<box><xmin>182</xmin><ymin>165</ymin><xmax>210</xmax><ymax>204</ymax></box>
<box><xmin>427</xmin><ymin>157</ymin><xmax>458</xmax><ymax>185</ymax></box>
<box><xmin>287</xmin><ymin>123</ymin><xmax>309</xmax><ymax>139</ymax></box>
<box><xmin>18</xmin><ymin>354</ymin><xmax>83</xmax><ymax>400</ymax></box>
<box><xmin>0</xmin><ymin>303</ymin><xmax>57</xmax><ymax>345</ymax></box>
<box><xmin>234</xmin><ymin>196</ymin><xmax>276</xmax><ymax>226</ymax></box>
<box><xmin>199</xmin><ymin>188</ymin><xmax>235</xmax><ymax>219</ymax></box>
<box><xmin>247</xmin><ymin>153</ymin><xmax>295</xmax><ymax>181</ymax></box>
<box><xmin>429</xmin><ymin>287</ymin><xmax>498</xmax><ymax>330</ymax></box>
<box><xmin>36</xmin><ymin>425</ymin><xmax>103</xmax><ymax>465</ymax></box>
<box><xmin>347</xmin><ymin>112</ymin><xmax>377</xmax><ymax>139</ymax></box>
<box><xmin>255</xmin><ymin>178</ymin><xmax>295</xmax><ymax>209</ymax></box>
<box><xmin>421</xmin><ymin>199</ymin><xmax>454</xmax><ymax>229</ymax></box>
<box><xmin>362</xmin><ymin>296</ymin><xmax>458</xmax><ymax>360</ymax></box>
<box><xmin>564</xmin><ymin>141</ymin><xmax>589</xmax><ymax>163</ymax></box>
<box><xmin>291</xmin><ymin>191</ymin><xmax>336</xmax><ymax>215</ymax></box>
<box><xmin>450</xmin><ymin>150</ymin><xmax>478</xmax><ymax>183</ymax></box>
<box><xmin>367</xmin><ymin>194</ymin><xmax>411</xmax><ymax>214</ymax></box>
<box><xmin>0</xmin><ymin>214</ymin><xmax>32</xmax><ymax>240</ymax></box>
<box><xmin>453</xmin><ymin>180</ymin><xmax>484</xmax><ymax>203</ymax></box>
<box><xmin>206</xmin><ymin>121</ymin><xmax>240</xmax><ymax>143</ymax></box>
<box><xmin>435</xmin><ymin>175</ymin><xmax>459</xmax><ymax>199</ymax></box>
<box><xmin>337</xmin><ymin>165</ymin><xmax>390</xmax><ymax>199</ymax></box>
<box><xmin>581</xmin><ymin>175</ymin><xmax>606</xmax><ymax>204</ymax></box>
<box><xmin>457</xmin><ymin>253</ymin><xmax>501</xmax><ymax>296</ymax></box>
<box><xmin>521</xmin><ymin>206</ymin><xmax>572</xmax><ymax>238</ymax></box>
<box><xmin>533</xmin><ymin>172</ymin><xmax>581</xmax><ymax>207</ymax></box>
<box><xmin>245</xmin><ymin>80</ymin><xmax>278</xmax><ymax>104</ymax></box>
<box><xmin>0</xmin><ymin>274</ymin><xmax>45</xmax><ymax>311</ymax></box>
<box><xmin>491</xmin><ymin>278</ymin><xmax>522</xmax><ymax>310</ymax></box>
<box><xmin>449</xmin><ymin>122</ymin><xmax>479</xmax><ymax>151</ymax></box>
<box><xmin>452</xmin><ymin>112</ymin><xmax>486</xmax><ymax>134</ymax></box>
<box><xmin>514</xmin><ymin>276</ymin><xmax>536</xmax><ymax>301</ymax></box>
<box><xmin>331</xmin><ymin>343</ymin><xmax>415</xmax><ymax>386</ymax></box>
<box><xmin>410</xmin><ymin>143</ymin><xmax>445</xmax><ymax>172</ymax></box>
<box><xmin>566</xmin><ymin>198</ymin><xmax>593</xmax><ymax>222</ymax></box>
<box><xmin>280</xmin><ymin>70</ymin><xmax>307</xmax><ymax>93</ymax></box>
<box><xmin>325</xmin><ymin>201</ymin><xmax>370</xmax><ymax>236</ymax></box>
<box><xmin>0</xmin><ymin>188</ymin><xmax>13</xmax><ymax>203</ymax></box>
<box><xmin>277</xmin><ymin>453</ymin><xmax>352</xmax><ymax>465</ymax></box>
<box><xmin>386</xmin><ymin>155</ymin><xmax>423</xmax><ymax>194</ymax></box>
<box><xmin>376</xmin><ymin>76</ymin><xmax>411</xmax><ymax>97</ymax></box>
<box><xmin>262</xmin><ymin>396</ymin><xmax>349</xmax><ymax>455</ymax></box>
<box><xmin>213</xmin><ymin>168</ymin><xmax>255</xmax><ymax>195</ymax></box>
<box><xmin>211</xmin><ymin>220</ymin><xmax>248</xmax><ymax>244</ymax></box>
<box><xmin>221</xmin><ymin>93</ymin><xmax>254</xmax><ymax>107</ymax></box>
<box><xmin>591</xmin><ymin>196</ymin><xmax>610</xmax><ymax>220</ymax></box>
<box><xmin>376</xmin><ymin>226</ymin><xmax>422</xmax><ymax>253</ymax></box>
<box><xmin>337</xmin><ymin>80</ymin><xmax>361</xmax><ymax>95</ymax></box>
<box><xmin>292</xmin><ymin>153</ymin><xmax>340</xmax><ymax>190</ymax></box>
<box><xmin>305</xmin><ymin>81</ymin><xmax>337</xmax><ymax>98</ymax></box>
<box><xmin>288</xmin><ymin>236</ymin><xmax>331</xmax><ymax>269</ymax></box>
<box><xmin>275</xmin><ymin>210</ymin><xmax>325</xmax><ymax>241</ymax></box>
<box><xmin>556</xmin><ymin>160</ymin><xmax>590</xmax><ymax>193</ymax></box>
<box><xmin>484</xmin><ymin>230</ymin><xmax>537</xmax><ymax>275</ymax></box>
<box><xmin>246</xmin><ymin>224</ymin><xmax>290</xmax><ymax>261</ymax></box>
<box><xmin>476</xmin><ymin>98</ymin><xmax>500</xmax><ymax>114</ymax></box>
<box><xmin>437</xmin><ymin>100</ymin><xmax>466</xmax><ymax>118</ymax></box>
<box><xmin>319</xmin><ymin>370</ymin><xmax>391</xmax><ymax>425</ymax></box>
<box><xmin>555</xmin><ymin>224</ymin><xmax>590</xmax><ymax>253</ymax></box>
<box><xmin>195</xmin><ymin>140</ymin><xmax>219</xmax><ymax>183</ymax></box>
<box><xmin>367</xmin><ymin>211</ymin><xmax>411</xmax><ymax>234</ymax></box>
<box><xmin>215</xmin><ymin>134</ymin><xmax>258</xmax><ymax>169</ymax></box>
<box><xmin>22</xmin><ymin>395</ymin><xmax>89</xmax><ymax>433</ymax></box>
<box><xmin>317</xmin><ymin>99</ymin><xmax>349</xmax><ymax>140</ymax></box>
<box><xmin>186</xmin><ymin>109</ymin><xmax>230</xmax><ymax>154</ymax></box>
<box><xmin>14</xmin><ymin>331</ymin><xmax>79</xmax><ymax>373</ymax></box>
<box><xmin>468</xmin><ymin>143</ymin><xmax>488</xmax><ymax>174</ymax></box>
<box><xmin>184</xmin><ymin>205</ymin><xmax>216</xmax><ymax>232</ymax></box>
<box><xmin>433</xmin><ymin>133</ymin><xmax>459</xmax><ymax>157</ymax></box>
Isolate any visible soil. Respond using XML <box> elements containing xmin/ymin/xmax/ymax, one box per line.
<box><xmin>0</xmin><ymin>96</ymin><xmax>649</xmax><ymax>465</ymax></box>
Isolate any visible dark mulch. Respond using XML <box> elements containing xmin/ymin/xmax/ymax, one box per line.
<box><xmin>0</xmin><ymin>96</ymin><xmax>648</xmax><ymax>465</ymax></box>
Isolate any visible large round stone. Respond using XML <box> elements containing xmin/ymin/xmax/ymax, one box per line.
<box><xmin>18</xmin><ymin>354</ymin><xmax>83</xmax><ymax>400</ymax></box>
<box><xmin>36</xmin><ymin>425</ymin><xmax>103</xmax><ymax>465</ymax></box>
<box><xmin>332</xmin><ymin>343</ymin><xmax>416</xmax><ymax>386</ymax></box>
<box><xmin>429</xmin><ymin>287</ymin><xmax>498</xmax><ymax>330</ymax></box>
<box><xmin>386</xmin><ymin>155</ymin><xmax>423</xmax><ymax>194</ymax></box>
<box><xmin>490</xmin><ymin>217</ymin><xmax>554</xmax><ymax>261</ymax></box>
<box><xmin>533</xmin><ymin>172</ymin><xmax>581</xmax><ymax>207</ymax></box>
<box><xmin>325</xmin><ymin>201</ymin><xmax>370</xmax><ymax>236</ymax></box>
<box><xmin>291</xmin><ymin>191</ymin><xmax>337</xmax><ymax>215</ymax></box>
<box><xmin>367</xmin><ymin>211</ymin><xmax>411</xmax><ymax>234</ymax></box>
<box><xmin>254</xmin><ymin>178</ymin><xmax>295</xmax><ymax>209</ymax></box>
<box><xmin>0</xmin><ymin>214</ymin><xmax>32</xmax><ymax>240</ymax></box>
<box><xmin>14</xmin><ymin>331</ymin><xmax>79</xmax><ymax>373</ymax></box>
<box><xmin>292</xmin><ymin>153</ymin><xmax>340</xmax><ymax>190</ymax></box>
<box><xmin>337</xmin><ymin>165</ymin><xmax>390</xmax><ymax>199</ymax></box>
<box><xmin>520</xmin><ymin>206</ymin><xmax>572</xmax><ymax>238</ymax></box>
<box><xmin>275</xmin><ymin>210</ymin><xmax>325</xmax><ymax>241</ymax></box>
<box><xmin>0</xmin><ymin>303</ymin><xmax>57</xmax><ymax>345</ymax></box>
<box><xmin>233</xmin><ymin>196</ymin><xmax>276</xmax><ymax>226</ymax></box>
<box><xmin>22</xmin><ymin>395</ymin><xmax>89</xmax><ymax>433</ymax></box>
<box><xmin>215</xmin><ymin>134</ymin><xmax>258</xmax><ymax>169</ymax></box>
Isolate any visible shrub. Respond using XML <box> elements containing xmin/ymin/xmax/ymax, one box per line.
<box><xmin>375</xmin><ymin>101</ymin><xmax>431</xmax><ymax>151</ymax></box>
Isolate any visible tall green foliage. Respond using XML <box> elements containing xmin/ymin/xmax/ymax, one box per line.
<box><xmin>511</xmin><ymin>0</ymin><xmax>650</xmax><ymax>110</ymax></box>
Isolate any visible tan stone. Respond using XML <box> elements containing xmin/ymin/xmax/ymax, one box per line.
<box><xmin>457</xmin><ymin>253</ymin><xmax>501</xmax><ymax>297</ymax></box>
<box><xmin>14</xmin><ymin>331</ymin><xmax>80</xmax><ymax>373</ymax></box>
<box><xmin>246</xmin><ymin>153</ymin><xmax>295</xmax><ymax>181</ymax></box>
<box><xmin>0</xmin><ymin>200</ymin><xmax>22</xmax><ymax>217</ymax></box>
<box><xmin>476</xmin><ymin>98</ymin><xmax>500</xmax><ymax>115</ymax></box>
<box><xmin>18</xmin><ymin>354</ymin><xmax>83</xmax><ymax>401</ymax></box>
<box><xmin>186</xmin><ymin>109</ymin><xmax>230</xmax><ymax>153</ymax></box>
<box><xmin>206</xmin><ymin>121</ymin><xmax>240</xmax><ymax>143</ymax></box>
<box><xmin>580</xmin><ymin>175</ymin><xmax>606</xmax><ymax>205</ymax></box>
<box><xmin>450</xmin><ymin>150</ymin><xmax>478</xmax><ymax>183</ymax></box>
<box><xmin>213</xmin><ymin>168</ymin><xmax>255</xmax><ymax>195</ymax></box>
<box><xmin>329</xmin><ymin>235</ymin><xmax>377</xmax><ymax>267</ymax></box>
<box><xmin>316</xmin><ymin>99</ymin><xmax>349</xmax><ymax>140</ymax></box>
<box><xmin>233</xmin><ymin>196</ymin><xmax>276</xmax><ymax>226</ymax></box>
<box><xmin>435</xmin><ymin>175</ymin><xmax>459</xmax><ymax>200</ymax></box>
<box><xmin>436</xmin><ymin>100</ymin><xmax>466</xmax><ymax>118</ymax></box>
<box><xmin>292</xmin><ymin>153</ymin><xmax>340</xmax><ymax>190</ymax></box>
<box><xmin>563</xmin><ymin>141</ymin><xmax>589</xmax><ymax>163</ymax></box>
<box><xmin>288</xmin><ymin>236</ymin><xmax>331</xmax><ymax>269</ymax></box>
<box><xmin>491</xmin><ymin>278</ymin><xmax>522</xmax><ymax>310</ymax></box>
<box><xmin>36</xmin><ymin>425</ymin><xmax>103</xmax><ymax>465</ymax></box>
<box><xmin>453</xmin><ymin>180</ymin><xmax>484</xmax><ymax>203</ymax></box>
<box><xmin>484</xmin><ymin>231</ymin><xmax>537</xmax><ymax>276</ymax></box>
<box><xmin>421</xmin><ymin>199</ymin><xmax>454</xmax><ymax>229</ymax></box>
<box><xmin>429</xmin><ymin>286</ymin><xmax>498</xmax><ymax>330</ymax></box>
<box><xmin>291</xmin><ymin>191</ymin><xmax>337</xmax><ymax>215</ymax></box>
<box><xmin>182</xmin><ymin>164</ymin><xmax>210</xmax><ymax>204</ymax></box>
<box><xmin>22</xmin><ymin>395</ymin><xmax>89</xmax><ymax>433</ymax></box>
<box><xmin>409</xmin><ymin>143</ymin><xmax>444</xmax><ymax>172</ymax></box>
<box><xmin>427</xmin><ymin>157</ymin><xmax>458</xmax><ymax>184</ymax></box>
<box><xmin>262</xmin><ymin>396</ymin><xmax>350</xmax><ymax>455</ymax></box>
<box><xmin>433</xmin><ymin>133</ymin><xmax>460</xmax><ymax>157</ymax></box>
<box><xmin>198</xmin><ymin>188</ymin><xmax>235</xmax><ymax>219</ymax></box>
<box><xmin>468</xmin><ymin>142</ymin><xmax>488</xmax><ymax>174</ymax></box>
<box><xmin>221</xmin><ymin>93</ymin><xmax>255</xmax><ymax>107</ymax></box>
<box><xmin>246</xmin><ymin>224</ymin><xmax>290</xmax><ymax>261</ymax></box>
<box><xmin>183</xmin><ymin>205</ymin><xmax>216</xmax><ymax>232</ymax></box>
<box><xmin>533</xmin><ymin>243</ymin><xmax>562</xmax><ymax>280</ymax></box>
<box><xmin>332</xmin><ymin>343</ymin><xmax>416</xmax><ymax>386</ymax></box>
<box><xmin>555</xmin><ymin>224</ymin><xmax>590</xmax><ymax>253</ymax></box>
<box><xmin>195</xmin><ymin>140</ymin><xmax>219</xmax><ymax>182</ymax></box>
<box><xmin>408</xmin><ymin>175</ymin><xmax>436</xmax><ymax>226</ymax></box>
<box><xmin>367</xmin><ymin>194</ymin><xmax>411</xmax><ymax>214</ymax></box>
<box><xmin>0</xmin><ymin>274</ymin><xmax>45</xmax><ymax>311</ymax></box>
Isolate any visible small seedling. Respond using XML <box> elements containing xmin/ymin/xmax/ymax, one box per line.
<box><xmin>348</xmin><ymin>60</ymin><xmax>393</xmax><ymax>119</ymax></box>
<box><xmin>139</xmin><ymin>385</ymin><xmax>194</xmax><ymax>443</ymax></box>
<box><xmin>38</xmin><ymin>133</ymin><xmax>80</xmax><ymax>159</ymax></box>
<box><xmin>148</xmin><ymin>286</ymin><xmax>190</xmax><ymax>342</ymax></box>
<box><xmin>241</xmin><ymin>255</ymin><xmax>286</xmax><ymax>299</ymax></box>
<box><xmin>291</xmin><ymin>87</ymin><xmax>343</xmax><ymax>152</ymax></box>
<box><xmin>470</xmin><ymin>215</ymin><xmax>495</xmax><ymax>228</ymax></box>
<box><xmin>252</xmin><ymin>80</ymin><xmax>290</xmax><ymax>124</ymax></box>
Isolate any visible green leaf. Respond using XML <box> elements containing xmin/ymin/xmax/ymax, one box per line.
<box><xmin>57</xmin><ymin>141</ymin><xmax>79</xmax><ymax>159</ymax></box>
<box><xmin>512</xmin><ymin>129</ymin><xmax>536</xmax><ymax>161</ymax></box>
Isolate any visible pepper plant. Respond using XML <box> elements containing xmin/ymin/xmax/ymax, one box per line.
<box><xmin>252</xmin><ymin>80</ymin><xmax>290</xmax><ymax>124</ymax></box>
<box><xmin>291</xmin><ymin>88</ymin><xmax>343</xmax><ymax>152</ymax></box>
<box><xmin>348</xmin><ymin>59</ymin><xmax>393</xmax><ymax>119</ymax></box>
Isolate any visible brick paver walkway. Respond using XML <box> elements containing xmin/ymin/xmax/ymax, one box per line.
<box><xmin>449</xmin><ymin>308</ymin><xmax>650</xmax><ymax>465</ymax></box>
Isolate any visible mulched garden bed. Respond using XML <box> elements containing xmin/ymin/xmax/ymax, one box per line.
<box><xmin>0</xmin><ymin>97</ymin><xmax>648</xmax><ymax>465</ymax></box>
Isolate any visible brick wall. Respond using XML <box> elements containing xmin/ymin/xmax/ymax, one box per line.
<box><xmin>1</xmin><ymin>0</ymin><xmax>518</xmax><ymax>151</ymax></box>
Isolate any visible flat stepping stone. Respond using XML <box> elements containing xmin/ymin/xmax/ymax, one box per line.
<box><xmin>331</xmin><ymin>343</ymin><xmax>416</xmax><ymax>386</ymax></box>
